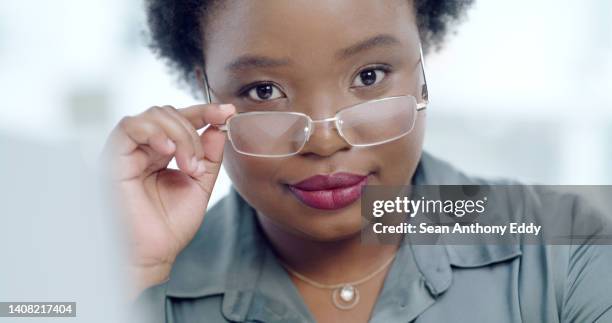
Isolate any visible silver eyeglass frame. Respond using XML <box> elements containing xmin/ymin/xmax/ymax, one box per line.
<box><xmin>201</xmin><ymin>45</ymin><xmax>430</xmax><ymax>158</ymax></box>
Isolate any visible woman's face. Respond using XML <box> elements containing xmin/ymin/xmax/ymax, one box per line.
<box><xmin>202</xmin><ymin>0</ymin><xmax>426</xmax><ymax>241</ymax></box>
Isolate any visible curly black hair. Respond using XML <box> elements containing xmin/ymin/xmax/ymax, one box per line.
<box><xmin>145</xmin><ymin>0</ymin><xmax>474</xmax><ymax>94</ymax></box>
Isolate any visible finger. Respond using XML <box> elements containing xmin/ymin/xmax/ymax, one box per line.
<box><xmin>190</xmin><ymin>127</ymin><xmax>227</xmax><ymax>193</ymax></box>
<box><xmin>143</xmin><ymin>106</ymin><xmax>201</xmax><ymax>175</ymax></box>
<box><xmin>103</xmin><ymin>119</ymin><xmax>176</xmax><ymax>179</ymax></box>
<box><xmin>200</xmin><ymin>127</ymin><xmax>227</xmax><ymax>164</ymax></box>
<box><xmin>159</xmin><ymin>105</ymin><xmax>204</xmax><ymax>160</ymax></box>
<box><xmin>177</xmin><ymin>103</ymin><xmax>236</xmax><ymax>130</ymax></box>
<box><xmin>112</xmin><ymin>148</ymin><xmax>149</xmax><ymax>181</ymax></box>
<box><xmin>177</xmin><ymin>103</ymin><xmax>235</xmax><ymax>178</ymax></box>
<box><xmin>106</xmin><ymin>116</ymin><xmax>174</xmax><ymax>157</ymax></box>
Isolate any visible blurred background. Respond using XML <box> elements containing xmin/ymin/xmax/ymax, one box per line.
<box><xmin>0</xmin><ymin>0</ymin><xmax>610</xmax><ymax>208</ymax></box>
<box><xmin>0</xmin><ymin>2</ymin><xmax>610</xmax><ymax>321</ymax></box>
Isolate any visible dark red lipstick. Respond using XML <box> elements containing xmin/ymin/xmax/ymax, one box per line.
<box><xmin>287</xmin><ymin>172</ymin><xmax>369</xmax><ymax>210</ymax></box>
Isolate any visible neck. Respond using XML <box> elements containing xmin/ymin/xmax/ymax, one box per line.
<box><xmin>256</xmin><ymin>211</ymin><xmax>400</xmax><ymax>284</ymax></box>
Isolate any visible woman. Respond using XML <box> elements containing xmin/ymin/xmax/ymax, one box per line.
<box><xmin>103</xmin><ymin>0</ymin><xmax>612</xmax><ymax>322</ymax></box>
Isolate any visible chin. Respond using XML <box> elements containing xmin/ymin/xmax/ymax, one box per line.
<box><xmin>253</xmin><ymin>189</ymin><xmax>368</xmax><ymax>242</ymax></box>
<box><xmin>291</xmin><ymin>210</ymin><xmax>364</xmax><ymax>242</ymax></box>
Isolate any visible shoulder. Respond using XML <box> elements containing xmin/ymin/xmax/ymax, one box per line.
<box><xmin>422</xmin><ymin>153</ymin><xmax>612</xmax><ymax>321</ymax></box>
<box><xmin>416</xmin><ymin>151</ymin><xmax>520</xmax><ymax>185</ymax></box>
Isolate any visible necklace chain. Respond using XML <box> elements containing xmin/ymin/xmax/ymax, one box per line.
<box><xmin>280</xmin><ymin>253</ymin><xmax>397</xmax><ymax>290</ymax></box>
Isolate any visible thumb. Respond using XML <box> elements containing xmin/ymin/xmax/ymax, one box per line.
<box><xmin>191</xmin><ymin>125</ymin><xmax>228</xmax><ymax>196</ymax></box>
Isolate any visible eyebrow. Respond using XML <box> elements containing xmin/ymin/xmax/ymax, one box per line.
<box><xmin>224</xmin><ymin>34</ymin><xmax>401</xmax><ymax>72</ymax></box>
<box><xmin>336</xmin><ymin>34</ymin><xmax>401</xmax><ymax>59</ymax></box>
<box><xmin>225</xmin><ymin>55</ymin><xmax>291</xmax><ymax>72</ymax></box>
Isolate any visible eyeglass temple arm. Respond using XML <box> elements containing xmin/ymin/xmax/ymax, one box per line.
<box><xmin>201</xmin><ymin>71</ymin><xmax>231</xmax><ymax>131</ymax></box>
<box><xmin>417</xmin><ymin>44</ymin><xmax>429</xmax><ymax>111</ymax></box>
<box><xmin>202</xmin><ymin>72</ymin><xmax>213</xmax><ymax>104</ymax></box>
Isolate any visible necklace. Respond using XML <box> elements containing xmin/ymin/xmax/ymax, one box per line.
<box><xmin>280</xmin><ymin>254</ymin><xmax>397</xmax><ymax>310</ymax></box>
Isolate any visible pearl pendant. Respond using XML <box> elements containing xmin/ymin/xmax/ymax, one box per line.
<box><xmin>340</xmin><ymin>285</ymin><xmax>355</xmax><ymax>302</ymax></box>
<box><xmin>332</xmin><ymin>284</ymin><xmax>360</xmax><ymax>310</ymax></box>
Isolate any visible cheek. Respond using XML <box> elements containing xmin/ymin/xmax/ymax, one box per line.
<box><xmin>222</xmin><ymin>142</ymin><xmax>286</xmax><ymax>205</ymax></box>
<box><xmin>223</xmin><ymin>143</ymin><xmax>268</xmax><ymax>184</ymax></box>
<box><xmin>373</xmin><ymin>113</ymin><xmax>426</xmax><ymax>184</ymax></box>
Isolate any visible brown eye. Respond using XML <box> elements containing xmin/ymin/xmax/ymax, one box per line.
<box><xmin>352</xmin><ymin>68</ymin><xmax>387</xmax><ymax>87</ymax></box>
<box><xmin>246</xmin><ymin>84</ymin><xmax>285</xmax><ymax>101</ymax></box>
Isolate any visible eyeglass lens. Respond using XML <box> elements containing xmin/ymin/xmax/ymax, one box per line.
<box><xmin>226</xmin><ymin>96</ymin><xmax>418</xmax><ymax>157</ymax></box>
<box><xmin>228</xmin><ymin>112</ymin><xmax>310</xmax><ymax>156</ymax></box>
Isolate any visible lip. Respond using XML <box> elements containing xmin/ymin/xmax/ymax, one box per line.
<box><xmin>287</xmin><ymin>172</ymin><xmax>369</xmax><ymax>210</ymax></box>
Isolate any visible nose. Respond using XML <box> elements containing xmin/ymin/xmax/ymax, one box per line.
<box><xmin>299</xmin><ymin>116</ymin><xmax>351</xmax><ymax>157</ymax></box>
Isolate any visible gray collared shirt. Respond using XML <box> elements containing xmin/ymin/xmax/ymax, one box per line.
<box><xmin>134</xmin><ymin>152</ymin><xmax>612</xmax><ymax>322</ymax></box>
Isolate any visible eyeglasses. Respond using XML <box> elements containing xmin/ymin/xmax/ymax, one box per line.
<box><xmin>202</xmin><ymin>47</ymin><xmax>429</xmax><ymax>158</ymax></box>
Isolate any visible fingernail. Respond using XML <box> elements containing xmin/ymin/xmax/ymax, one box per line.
<box><xmin>219</xmin><ymin>104</ymin><xmax>234</xmax><ymax>111</ymax></box>
<box><xmin>190</xmin><ymin>156</ymin><xmax>198</xmax><ymax>172</ymax></box>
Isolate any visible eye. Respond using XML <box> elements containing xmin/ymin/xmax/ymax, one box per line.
<box><xmin>244</xmin><ymin>83</ymin><xmax>285</xmax><ymax>101</ymax></box>
<box><xmin>351</xmin><ymin>68</ymin><xmax>388</xmax><ymax>88</ymax></box>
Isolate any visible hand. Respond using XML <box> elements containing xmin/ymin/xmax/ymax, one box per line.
<box><xmin>101</xmin><ymin>104</ymin><xmax>235</xmax><ymax>297</ymax></box>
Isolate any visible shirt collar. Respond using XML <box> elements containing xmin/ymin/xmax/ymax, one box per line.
<box><xmin>412</xmin><ymin>151</ymin><xmax>522</xmax><ymax>268</ymax></box>
<box><xmin>164</xmin><ymin>151</ymin><xmax>522</xmax><ymax>320</ymax></box>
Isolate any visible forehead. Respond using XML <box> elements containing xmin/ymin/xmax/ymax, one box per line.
<box><xmin>203</xmin><ymin>0</ymin><xmax>418</xmax><ymax>71</ymax></box>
